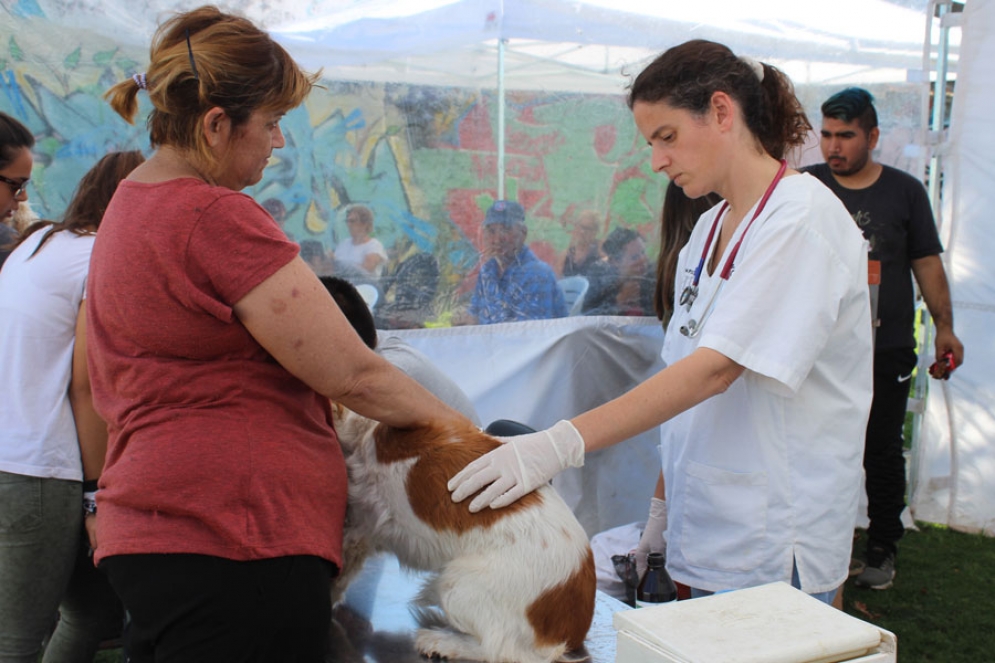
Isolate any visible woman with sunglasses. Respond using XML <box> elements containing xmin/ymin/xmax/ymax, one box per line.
<box><xmin>0</xmin><ymin>112</ymin><xmax>33</xmax><ymax>270</ymax></box>
<box><xmin>450</xmin><ymin>39</ymin><xmax>874</xmax><ymax>606</ymax></box>
<box><xmin>0</xmin><ymin>150</ymin><xmax>144</xmax><ymax>662</ymax></box>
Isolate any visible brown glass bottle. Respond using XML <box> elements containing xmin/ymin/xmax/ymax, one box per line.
<box><xmin>636</xmin><ymin>552</ymin><xmax>677</xmax><ymax>606</ymax></box>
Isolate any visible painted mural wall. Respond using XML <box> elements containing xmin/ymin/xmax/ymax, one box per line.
<box><xmin>2</xmin><ymin>9</ymin><xmax>925</xmax><ymax>328</ymax></box>
<box><xmin>2</xmin><ymin>13</ymin><xmax>669</xmax><ymax>327</ymax></box>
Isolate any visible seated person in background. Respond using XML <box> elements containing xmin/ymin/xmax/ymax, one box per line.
<box><xmin>461</xmin><ymin>200</ymin><xmax>567</xmax><ymax>325</ymax></box>
<box><xmin>320</xmin><ymin>275</ymin><xmax>479</xmax><ymax>425</ymax></box>
<box><xmin>301</xmin><ymin>237</ymin><xmax>376</xmax><ymax>289</ymax></box>
<box><xmin>299</xmin><ymin>239</ymin><xmax>335</xmax><ymax>276</ymax></box>
<box><xmin>335</xmin><ymin>204</ymin><xmax>388</xmax><ymax>277</ymax></box>
<box><xmin>261</xmin><ymin>197</ymin><xmax>293</xmax><ymax>242</ymax></box>
<box><xmin>557</xmin><ymin>207</ymin><xmax>603</xmax><ymax>278</ymax></box>
<box><xmin>583</xmin><ymin>227</ymin><xmax>654</xmax><ymax>316</ymax></box>
<box><xmin>376</xmin><ymin>235</ymin><xmax>440</xmax><ymax>329</ymax></box>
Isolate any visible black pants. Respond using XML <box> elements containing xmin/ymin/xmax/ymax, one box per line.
<box><xmin>864</xmin><ymin>347</ymin><xmax>917</xmax><ymax>553</ymax></box>
<box><xmin>101</xmin><ymin>554</ymin><xmax>334</xmax><ymax>663</ymax></box>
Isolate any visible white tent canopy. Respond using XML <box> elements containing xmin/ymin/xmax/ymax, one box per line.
<box><xmin>271</xmin><ymin>0</ymin><xmax>930</xmax><ymax>93</ymax></box>
<box><xmin>8</xmin><ymin>0</ymin><xmax>992</xmax><ymax>536</ymax></box>
<box><xmin>26</xmin><ymin>0</ymin><xmax>933</xmax><ymax>93</ymax></box>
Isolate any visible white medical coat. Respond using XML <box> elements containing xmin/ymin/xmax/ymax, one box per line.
<box><xmin>661</xmin><ymin>173</ymin><xmax>873</xmax><ymax>594</ymax></box>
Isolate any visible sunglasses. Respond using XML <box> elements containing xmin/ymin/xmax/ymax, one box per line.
<box><xmin>0</xmin><ymin>174</ymin><xmax>29</xmax><ymax>198</ymax></box>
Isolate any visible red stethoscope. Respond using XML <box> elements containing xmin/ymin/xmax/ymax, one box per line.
<box><xmin>678</xmin><ymin>159</ymin><xmax>787</xmax><ymax>338</ymax></box>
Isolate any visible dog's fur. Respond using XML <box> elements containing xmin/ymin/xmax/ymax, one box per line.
<box><xmin>331</xmin><ymin>405</ymin><xmax>596</xmax><ymax>663</ymax></box>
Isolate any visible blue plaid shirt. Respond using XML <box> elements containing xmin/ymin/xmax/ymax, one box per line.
<box><xmin>470</xmin><ymin>247</ymin><xmax>567</xmax><ymax>324</ymax></box>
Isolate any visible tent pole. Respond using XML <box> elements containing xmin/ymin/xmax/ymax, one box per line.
<box><xmin>910</xmin><ymin>0</ymin><xmax>955</xmax><ymax>510</ymax></box>
<box><xmin>928</xmin><ymin>1</ymin><xmax>952</xmax><ymax>214</ymax></box>
<box><xmin>498</xmin><ymin>37</ymin><xmax>507</xmax><ymax>200</ymax></box>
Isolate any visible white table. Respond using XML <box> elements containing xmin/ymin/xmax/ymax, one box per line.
<box><xmin>329</xmin><ymin>553</ymin><xmax>628</xmax><ymax>662</ymax></box>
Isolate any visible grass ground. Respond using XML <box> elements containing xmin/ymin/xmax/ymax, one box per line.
<box><xmin>843</xmin><ymin>524</ymin><xmax>995</xmax><ymax>662</ymax></box>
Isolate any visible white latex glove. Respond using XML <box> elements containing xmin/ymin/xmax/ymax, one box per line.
<box><xmin>633</xmin><ymin>497</ymin><xmax>668</xmax><ymax>580</ymax></box>
<box><xmin>448</xmin><ymin>420</ymin><xmax>585</xmax><ymax>512</ymax></box>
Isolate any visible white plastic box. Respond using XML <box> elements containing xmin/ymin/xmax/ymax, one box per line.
<box><xmin>613</xmin><ymin>582</ymin><xmax>897</xmax><ymax>663</ymax></box>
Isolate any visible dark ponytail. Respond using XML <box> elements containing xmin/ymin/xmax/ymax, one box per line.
<box><xmin>627</xmin><ymin>40</ymin><xmax>811</xmax><ymax>160</ymax></box>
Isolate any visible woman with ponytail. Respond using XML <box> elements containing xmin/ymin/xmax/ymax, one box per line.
<box><xmin>449</xmin><ymin>40</ymin><xmax>873</xmax><ymax>606</ymax></box>
<box><xmin>89</xmin><ymin>7</ymin><xmax>466</xmax><ymax>661</ymax></box>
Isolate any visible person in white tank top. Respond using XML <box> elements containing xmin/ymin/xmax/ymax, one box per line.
<box><xmin>0</xmin><ymin>148</ymin><xmax>144</xmax><ymax>661</ymax></box>
<box><xmin>334</xmin><ymin>203</ymin><xmax>388</xmax><ymax>277</ymax></box>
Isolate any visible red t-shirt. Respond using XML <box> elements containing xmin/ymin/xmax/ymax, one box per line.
<box><xmin>87</xmin><ymin>178</ymin><xmax>346</xmax><ymax>566</ymax></box>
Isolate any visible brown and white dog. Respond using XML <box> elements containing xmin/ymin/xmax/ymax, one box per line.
<box><xmin>331</xmin><ymin>405</ymin><xmax>596</xmax><ymax>663</ymax></box>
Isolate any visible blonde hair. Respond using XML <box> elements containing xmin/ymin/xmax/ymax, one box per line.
<box><xmin>104</xmin><ymin>5</ymin><xmax>319</xmax><ymax>168</ymax></box>
<box><xmin>10</xmin><ymin>199</ymin><xmax>39</xmax><ymax>234</ymax></box>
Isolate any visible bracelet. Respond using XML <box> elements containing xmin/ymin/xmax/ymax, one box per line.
<box><xmin>83</xmin><ymin>490</ymin><xmax>98</xmax><ymax>517</ymax></box>
<box><xmin>82</xmin><ymin>479</ymin><xmax>99</xmax><ymax>492</ymax></box>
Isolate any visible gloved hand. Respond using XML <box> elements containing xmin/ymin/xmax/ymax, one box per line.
<box><xmin>448</xmin><ymin>420</ymin><xmax>585</xmax><ymax>512</ymax></box>
<box><xmin>633</xmin><ymin>497</ymin><xmax>668</xmax><ymax>580</ymax></box>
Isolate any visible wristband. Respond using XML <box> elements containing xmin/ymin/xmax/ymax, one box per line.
<box><xmin>82</xmin><ymin>479</ymin><xmax>99</xmax><ymax>493</ymax></box>
<box><xmin>83</xmin><ymin>490</ymin><xmax>98</xmax><ymax>517</ymax></box>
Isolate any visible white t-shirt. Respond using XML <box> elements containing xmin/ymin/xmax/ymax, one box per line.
<box><xmin>0</xmin><ymin>229</ymin><xmax>94</xmax><ymax>480</ymax></box>
<box><xmin>336</xmin><ymin>237</ymin><xmax>387</xmax><ymax>277</ymax></box>
<box><xmin>377</xmin><ymin>335</ymin><xmax>480</xmax><ymax>426</ymax></box>
<box><xmin>661</xmin><ymin>173</ymin><xmax>873</xmax><ymax>594</ymax></box>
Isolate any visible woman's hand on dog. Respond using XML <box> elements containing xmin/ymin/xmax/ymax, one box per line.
<box><xmin>448</xmin><ymin>420</ymin><xmax>585</xmax><ymax>512</ymax></box>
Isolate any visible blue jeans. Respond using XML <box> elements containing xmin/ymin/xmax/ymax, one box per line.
<box><xmin>0</xmin><ymin>471</ymin><xmax>124</xmax><ymax>663</ymax></box>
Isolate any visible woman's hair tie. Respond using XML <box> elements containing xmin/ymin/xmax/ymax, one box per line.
<box><xmin>132</xmin><ymin>72</ymin><xmax>148</xmax><ymax>90</ymax></box>
<box><xmin>740</xmin><ymin>56</ymin><xmax>765</xmax><ymax>82</ymax></box>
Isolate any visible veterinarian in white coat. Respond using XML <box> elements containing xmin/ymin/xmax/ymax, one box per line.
<box><xmin>450</xmin><ymin>39</ymin><xmax>874</xmax><ymax>605</ymax></box>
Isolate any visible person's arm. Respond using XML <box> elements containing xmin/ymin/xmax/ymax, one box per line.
<box><xmin>453</xmin><ymin>269</ymin><xmax>485</xmax><ymax>326</ymax></box>
<box><xmin>633</xmin><ymin>472</ymin><xmax>668</xmax><ymax>578</ymax></box>
<box><xmin>573</xmin><ymin>347</ymin><xmax>744</xmax><ymax>452</ymax></box>
<box><xmin>69</xmin><ymin>304</ymin><xmax>107</xmax><ymax>550</ymax></box>
<box><xmin>361</xmin><ymin>251</ymin><xmax>386</xmax><ymax>275</ymax></box>
<box><xmin>556</xmin><ymin>245</ymin><xmax>574</xmax><ymax>278</ymax></box>
<box><xmin>234</xmin><ymin>256</ymin><xmax>466</xmax><ymax>428</ymax></box>
<box><xmin>449</xmin><ymin>347</ymin><xmax>744</xmax><ymax>511</ymax></box>
<box><xmin>650</xmin><ymin>471</ymin><xmax>666</xmax><ymax>500</ymax></box>
<box><xmin>911</xmin><ymin>254</ymin><xmax>964</xmax><ymax>367</ymax></box>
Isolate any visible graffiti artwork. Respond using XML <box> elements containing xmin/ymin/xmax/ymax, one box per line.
<box><xmin>2</xmin><ymin>10</ymin><xmax>665</xmax><ymax>327</ymax></box>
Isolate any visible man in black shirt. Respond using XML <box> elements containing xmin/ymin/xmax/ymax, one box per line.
<box><xmin>802</xmin><ymin>88</ymin><xmax>964</xmax><ymax>590</ymax></box>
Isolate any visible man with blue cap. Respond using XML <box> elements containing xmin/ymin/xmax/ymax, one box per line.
<box><xmin>465</xmin><ymin>200</ymin><xmax>567</xmax><ymax>324</ymax></box>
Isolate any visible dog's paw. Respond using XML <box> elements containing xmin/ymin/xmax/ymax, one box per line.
<box><xmin>415</xmin><ymin>628</ymin><xmax>485</xmax><ymax>662</ymax></box>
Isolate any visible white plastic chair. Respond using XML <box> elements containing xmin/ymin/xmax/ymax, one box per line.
<box><xmin>355</xmin><ymin>283</ymin><xmax>379</xmax><ymax>311</ymax></box>
<box><xmin>557</xmin><ymin>275</ymin><xmax>589</xmax><ymax>316</ymax></box>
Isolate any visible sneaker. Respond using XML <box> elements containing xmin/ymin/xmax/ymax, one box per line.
<box><xmin>855</xmin><ymin>544</ymin><xmax>896</xmax><ymax>590</ymax></box>
<box><xmin>849</xmin><ymin>557</ymin><xmax>866</xmax><ymax>577</ymax></box>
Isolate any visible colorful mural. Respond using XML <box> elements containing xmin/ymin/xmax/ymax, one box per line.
<box><xmin>1</xmin><ymin>13</ymin><xmax>665</xmax><ymax>326</ymax></box>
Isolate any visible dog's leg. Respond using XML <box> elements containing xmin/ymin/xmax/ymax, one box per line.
<box><xmin>330</xmin><ymin>528</ymin><xmax>374</xmax><ymax>607</ymax></box>
<box><xmin>412</xmin><ymin>569</ymin><xmax>497</xmax><ymax>661</ymax></box>
<box><xmin>414</xmin><ymin>628</ymin><xmax>492</xmax><ymax>662</ymax></box>
<box><xmin>426</xmin><ymin>560</ymin><xmax>566</xmax><ymax>663</ymax></box>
